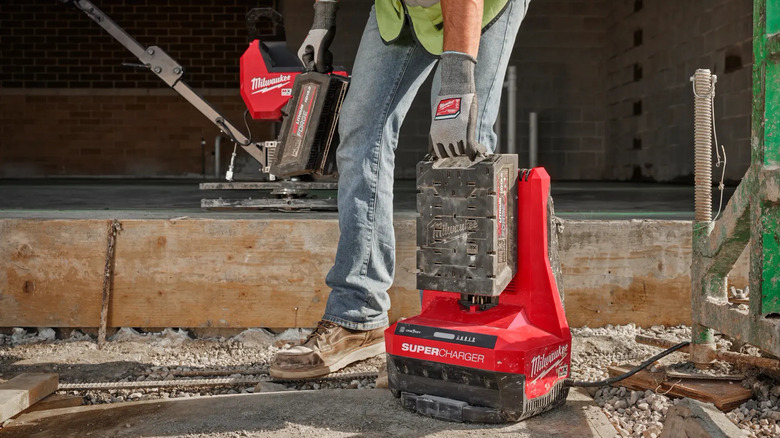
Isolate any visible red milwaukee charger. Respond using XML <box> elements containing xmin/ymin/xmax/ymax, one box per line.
<box><xmin>385</xmin><ymin>163</ymin><xmax>571</xmax><ymax>423</ymax></box>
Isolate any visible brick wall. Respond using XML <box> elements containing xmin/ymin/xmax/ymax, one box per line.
<box><xmin>0</xmin><ymin>0</ymin><xmax>274</xmax><ymax>178</ymax></box>
<box><xmin>0</xmin><ymin>90</ymin><xmax>267</xmax><ymax>177</ymax></box>
<box><xmin>0</xmin><ymin>0</ymin><xmax>755</xmax><ymax>181</ymax></box>
<box><xmin>0</xmin><ymin>0</ymin><xmax>275</xmax><ymax>89</ymax></box>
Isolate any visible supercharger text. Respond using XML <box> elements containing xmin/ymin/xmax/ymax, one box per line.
<box><xmin>401</xmin><ymin>343</ymin><xmax>485</xmax><ymax>364</ymax></box>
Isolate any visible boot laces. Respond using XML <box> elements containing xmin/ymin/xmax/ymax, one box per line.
<box><xmin>304</xmin><ymin>320</ymin><xmax>338</xmax><ymax>345</ymax></box>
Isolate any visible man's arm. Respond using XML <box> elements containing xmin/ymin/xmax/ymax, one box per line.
<box><xmin>298</xmin><ymin>0</ymin><xmax>339</xmax><ymax>72</ymax></box>
<box><xmin>441</xmin><ymin>0</ymin><xmax>484</xmax><ymax>58</ymax></box>
<box><xmin>429</xmin><ymin>0</ymin><xmax>488</xmax><ymax>162</ymax></box>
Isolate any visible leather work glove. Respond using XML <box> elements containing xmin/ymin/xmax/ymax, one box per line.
<box><xmin>298</xmin><ymin>0</ymin><xmax>338</xmax><ymax>73</ymax></box>
<box><xmin>429</xmin><ymin>51</ymin><xmax>488</xmax><ymax>163</ymax></box>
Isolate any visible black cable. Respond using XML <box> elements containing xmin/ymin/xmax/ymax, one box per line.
<box><xmin>242</xmin><ymin>109</ymin><xmax>254</xmax><ymax>144</ymax></box>
<box><xmin>216</xmin><ymin>110</ymin><xmax>254</xmax><ymax>147</ymax></box>
<box><xmin>565</xmin><ymin>341</ymin><xmax>690</xmax><ymax>388</ymax></box>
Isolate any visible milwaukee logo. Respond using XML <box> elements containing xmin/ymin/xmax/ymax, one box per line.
<box><xmin>530</xmin><ymin>344</ymin><xmax>569</xmax><ymax>379</ymax></box>
<box><xmin>429</xmin><ymin>219</ymin><xmax>477</xmax><ymax>244</ymax></box>
<box><xmin>434</xmin><ymin>222</ymin><xmax>467</xmax><ymax>239</ymax></box>
<box><xmin>439</xmin><ymin>99</ymin><xmax>457</xmax><ymax>109</ymax></box>
<box><xmin>434</xmin><ymin>97</ymin><xmax>461</xmax><ymax>120</ymax></box>
<box><xmin>251</xmin><ymin>75</ymin><xmax>292</xmax><ymax>94</ymax></box>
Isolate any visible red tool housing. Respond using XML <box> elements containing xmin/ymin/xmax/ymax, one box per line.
<box><xmin>240</xmin><ymin>40</ymin><xmax>347</xmax><ymax>121</ymax></box>
<box><xmin>385</xmin><ymin>167</ymin><xmax>572</xmax><ymax>422</ymax></box>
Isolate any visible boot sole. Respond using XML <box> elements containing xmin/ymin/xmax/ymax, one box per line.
<box><xmin>269</xmin><ymin>341</ymin><xmax>386</xmax><ymax>380</ymax></box>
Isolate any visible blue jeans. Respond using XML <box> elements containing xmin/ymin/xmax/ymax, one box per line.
<box><xmin>323</xmin><ymin>0</ymin><xmax>530</xmax><ymax>330</ymax></box>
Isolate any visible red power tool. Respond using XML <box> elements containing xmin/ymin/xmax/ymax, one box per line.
<box><xmin>240</xmin><ymin>37</ymin><xmax>349</xmax><ymax>178</ymax></box>
<box><xmin>385</xmin><ymin>159</ymin><xmax>571</xmax><ymax>423</ymax></box>
<box><xmin>63</xmin><ymin>0</ymin><xmax>349</xmax><ymax>181</ymax></box>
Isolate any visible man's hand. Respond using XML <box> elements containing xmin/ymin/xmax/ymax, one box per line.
<box><xmin>298</xmin><ymin>0</ymin><xmax>338</xmax><ymax>73</ymax></box>
<box><xmin>429</xmin><ymin>51</ymin><xmax>487</xmax><ymax>161</ymax></box>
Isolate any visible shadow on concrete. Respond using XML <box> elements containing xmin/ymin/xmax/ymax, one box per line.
<box><xmin>1</xmin><ymin>388</ymin><xmax>615</xmax><ymax>438</ymax></box>
<box><xmin>1</xmin><ymin>361</ymin><xmax>145</xmax><ymax>384</ymax></box>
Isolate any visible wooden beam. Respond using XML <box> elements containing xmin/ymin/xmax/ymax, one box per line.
<box><xmin>0</xmin><ymin>218</ymin><xmax>418</xmax><ymax>328</ymax></box>
<box><xmin>607</xmin><ymin>366</ymin><xmax>751</xmax><ymax>412</ymax></box>
<box><xmin>0</xmin><ymin>218</ymin><xmax>750</xmax><ymax>329</ymax></box>
<box><xmin>0</xmin><ymin>373</ymin><xmax>59</xmax><ymax>422</ymax></box>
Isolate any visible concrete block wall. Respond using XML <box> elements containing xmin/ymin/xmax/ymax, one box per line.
<box><xmin>509</xmin><ymin>0</ymin><xmax>609</xmax><ymax>180</ymax></box>
<box><xmin>604</xmin><ymin>0</ymin><xmax>753</xmax><ymax>182</ymax></box>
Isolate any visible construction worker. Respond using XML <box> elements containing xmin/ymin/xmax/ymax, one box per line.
<box><xmin>270</xmin><ymin>0</ymin><xmax>530</xmax><ymax>378</ymax></box>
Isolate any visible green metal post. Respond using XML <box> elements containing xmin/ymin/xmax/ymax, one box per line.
<box><xmin>753</xmin><ymin>0</ymin><xmax>780</xmax><ymax>316</ymax></box>
<box><xmin>689</xmin><ymin>0</ymin><xmax>780</xmax><ymax>359</ymax></box>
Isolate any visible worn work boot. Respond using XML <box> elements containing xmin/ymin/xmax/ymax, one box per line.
<box><xmin>270</xmin><ymin>320</ymin><xmax>387</xmax><ymax>379</ymax></box>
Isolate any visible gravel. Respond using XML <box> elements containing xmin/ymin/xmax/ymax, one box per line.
<box><xmin>0</xmin><ymin>326</ymin><xmax>382</xmax><ymax>407</ymax></box>
<box><xmin>574</xmin><ymin>323</ymin><xmax>777</xmax><ymax>437</ymax></box>
<box><xmin>1</xmin><ymin>324</ymin><xmax>778</xmax><ymax>437</ymax></box>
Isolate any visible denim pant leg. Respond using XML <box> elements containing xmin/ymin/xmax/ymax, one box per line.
<box><xmin>323</xmin><ymin>8</ymin><xmax>437</xmax><ymax>330</ymax></box>
<box><xmin>432</xmin><ymin>0</ymin><xmax>531</xmax><ymax>152</ymax></box>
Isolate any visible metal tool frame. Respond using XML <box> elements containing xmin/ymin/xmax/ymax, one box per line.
<box><xmin>691</xmin><ymin>0</ymin><xmax>780</xmax><ymax>361</ymax></box>
<box><xmin>199</xmin><ymin>181</ymin><xmax>337</xmax><ymax>211</ymax></box>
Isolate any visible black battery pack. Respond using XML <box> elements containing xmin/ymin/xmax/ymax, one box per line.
<box><xmin>272</xmin><ymin>72</ymin><xmax>349</xmax><ymax>177</ymax></box>
<box><xmin>416</xmin><ymin>155</ymin><xmax>518</xmax><ymax>296</ymax></box>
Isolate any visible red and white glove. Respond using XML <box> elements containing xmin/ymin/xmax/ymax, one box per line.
<box><xmin>429</xmin><ymin>51</ymin><xmax>488</xmax><ymax>162</ymax></box>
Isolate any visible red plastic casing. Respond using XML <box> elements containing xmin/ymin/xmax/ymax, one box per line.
<box><xmin>240</xmin><ymin>40</ymin><xmax>347</xmax><ymax>121</ymax></box>
<box><xmin>385</xmin><ymin>167</ymin><xmax>572</xmax><ymax>400</ymax></box>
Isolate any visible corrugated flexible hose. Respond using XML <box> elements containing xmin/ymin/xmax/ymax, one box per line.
<box><xmin>692</xmin><ymin>69</ymin><xmax>716</xmax><ymax>223</ymax></box>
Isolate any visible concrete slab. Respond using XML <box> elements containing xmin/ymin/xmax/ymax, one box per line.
<box><xmin>0</xmin><ymin>179</ymin><xmax>736</xmax><ymax>220</ymax></box>
<box><xmin>660</xmin><ymin>398</ymin><xmax>747</xmax><ymax>438</ymax></box>
<box><xmin>0</xmin><ymin>388</ymin><xmax>616</xmax><ymax>438</ymax></box>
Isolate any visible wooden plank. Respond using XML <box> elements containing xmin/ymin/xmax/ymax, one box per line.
<box><xmin>0</xmin><ymin>218</ymin><xmax>418</xmax><ymax>328</ymax></box>
<box><xmin>607</xmin><ymin>366</ymin><xmax>752</xmax><ymax>412</ymax></box>
<box><xmin>665</xmin><ymin>372</ymin><xmax>744</xmax><ymax>382</ymax></box>
<box><xmin>16</xmin><ymin>394</ymin><xmax>82</xmax><ymax>416</ymax></box>
<box><xmin>0</xmin><ymin>218</ymin><xmax>751</xmax><ymax>329</ymax></box>
<box><xmin>0</xmin><ymin>373</ymin><xmax>59</xmax><ymax>422</ymax></box>
<box><xmin>0</xmin><ymin>220</ymin><xmax>106</xmax><ymax>326</ymax></box>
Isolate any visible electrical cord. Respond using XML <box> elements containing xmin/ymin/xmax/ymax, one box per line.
<box><xmin>215</xmin><ymin>110</ymin><xmax>254</xmax><ymax>147</ymax></box>
<box><xmin>564</xmin><ymin>341</ymin><xmax>690</xmax><ymax>388</ymax></box>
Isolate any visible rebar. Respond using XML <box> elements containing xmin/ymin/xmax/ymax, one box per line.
<box><xmin>58</xmin><ymin>370</ymin><xmax>380</xmax><ymax>390</ymax></box>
